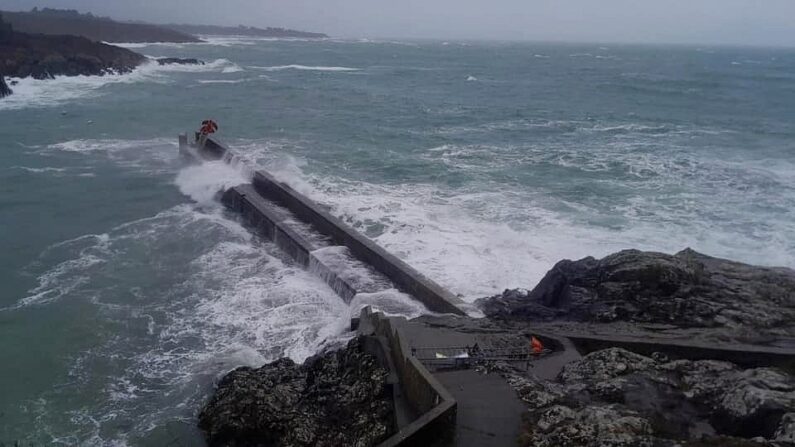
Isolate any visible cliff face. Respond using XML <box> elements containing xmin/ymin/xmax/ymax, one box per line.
<box><xmin>2</xmin><ymin>9</ymin><xmax>200</xmax><ymax>43</ymax></box>
<box><xmin>0</xmin><ymin>26</ymin><xmax>146</xmax><ymax>79</ymax></box>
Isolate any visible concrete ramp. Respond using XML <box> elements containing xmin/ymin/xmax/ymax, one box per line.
<box><xmin>179</xmin><ymin>134</ymin><xmax>467</xmax><ymax>316</ymax></box>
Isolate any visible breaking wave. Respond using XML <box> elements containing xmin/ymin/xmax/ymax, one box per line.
<box><xmin>0</xmin><ymin>58</ymin><xmax>242</xmax><ymax>111</ymax></box>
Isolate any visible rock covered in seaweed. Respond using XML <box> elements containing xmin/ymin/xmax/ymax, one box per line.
<box><xmin>478</xmin><ymin>248</ymin><xmax>795</xmax><ymax>337</ymax></box>
<box><xmin>198</xmin><ymin>337</ymin><xmax>394</xmax><ymax>447</ymax></box>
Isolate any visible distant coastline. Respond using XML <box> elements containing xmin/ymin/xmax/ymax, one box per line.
<box><xmin>1</xmin><ymin>8</ymin><xmax>328</xmax><ymax>43</ymax></box>
<box><xmin>163</xmin><ymin>23</ymin><xmax>328</xmax><ymax>39</ymax></box>
<box><xmin>1</xmin><ymin>8</ymin><xmax>200</xmax><ymax>43</ymax></box>
<box><xmin>0</xmin><ymin>7</ymin><xmax>328</xmax><ymax>95</ymax></box>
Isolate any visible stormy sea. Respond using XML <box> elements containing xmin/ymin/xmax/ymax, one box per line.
<box><xmin>1</xmin><ymin>37</ymin><xmax>794</xmax><ymax>445</ymax></box>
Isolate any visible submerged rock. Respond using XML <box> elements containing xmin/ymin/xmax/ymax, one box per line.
<box><xmin>515</xmin><ymin>347</ymin><xmax>795</xmax><ymax>447</ymax></box>
<box><xmin>198</xmin><ymin>337</ymin><xmax>394</xmax><ymax>447</ymax></box>
<box><xmin>478</xmin><ymin>248</ymin><xmax>795</xmax><ymax>336</ymax></box>
<box><xmin>156</xmin><ymin>57</ymin><xmax>205</xmax><ymax>66</ymax></box>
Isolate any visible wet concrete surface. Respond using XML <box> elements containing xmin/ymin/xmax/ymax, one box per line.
<box><xmin>435</xmin><ymin>369</ymin><xmax>525</xmax><ymax>447</ymax></box>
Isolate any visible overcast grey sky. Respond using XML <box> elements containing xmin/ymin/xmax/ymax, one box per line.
<box><xmin>2</xmin><ymin>0</ymin><xmax>794</xmax><ymax>46</ymax></box>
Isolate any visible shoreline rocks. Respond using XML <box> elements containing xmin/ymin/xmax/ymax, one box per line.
<box><xmin>0</xmin><ymin>22</ymin><xmax>146</xmax><ymax>79</ymax></box>
<box><xmin>0</xmin><ymin>75</ymin><xmax>10</xmax><ymax>97</ymax></box>
<box><xmin>511</xmin><ymin>347</ymin><xmax>795</xmax><ymax>446</ymax></box>
<box><xmin>198</xmin><ymin>337</ymin><xmax>394</xmax><ymax>447</ymax></box>
<box><xmin>478</xmin><ymin>248</ymin><xmax>795</xmax><ymax>339</ymax></box>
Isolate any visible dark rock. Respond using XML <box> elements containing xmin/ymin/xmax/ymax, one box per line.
<box><xmin>156</xmin><ymin>57</ymin><xmax>204</xmax><ymax>66</ymax></box>
<box><xmin>2</xmin><ymin>9</ymin><xmax>200</xmax><ymax>43</ymax></box>
<box><xmin>0</xmin><ymin>74</ymin><xmax>11</xmax><ymax>98</ymax></box>
<box><xmin>775</xmin><ymin>413</ymin><xmax>795</xmax><ymax>443</ymax></box>
<box><xmin>478</xmin><ymin>249</ymin><xmax>795</xmax><ymax>336</ymax></box>
<box><xmin>0</xmin><ymin>24</ymin><xmax>146</xmax><ymax>79</ymax></box>
<box><xmin>198</xmin><ymin>337</ymin><xmax>394</xmax><ymax>447</ymax></box>
<box><xmin>515</xmin><ymin>347</ymin><xmax>795</xmax><ymax>446</ymax></box>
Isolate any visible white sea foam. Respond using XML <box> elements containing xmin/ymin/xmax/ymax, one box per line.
<box><xmin>248</xmin><ymin>147</ymin><xmax>795</xmax><ymax>300</ymax></box>
<box><xmin>349</xmin><ymin>289</ymin><xmax>428</xmax><ymax>319</ymax></box>
<box><xmin>250</xmin><ymin>64</ymin><xmax>360</xmax><ymax>72</ymax></box>
<box><xmin>197</xmin><ymin>78</ymin><xmax>252</xmax><ymax>84</ymax></box>
<box><xmin>14</xmin><ymin>201</ymin><xmax>362</xmax><ymax>443</ymax></box>
<box><xmin>112</xmin><ymin>41</ymin><xmax>187</xmax><ymax>49</ymax></box>
<box><xmin>174</xmin><ymin>160</ymin><xmax>250</xmax><ymax>204</ymax></box>
<box><xmin>466</xmin><ymin>75</ymin><xmax>478</xmax><ymax>81</ymax></box>
<box><xmin>10</xmin><ymin>166</ymin><xmax>69</xmax><ymax>174</ymax></box>
<box><xmin>44</xmin><ymin>138</ymin><xmax>179</xmax><ymax>174</ymax></box>
<box><xmin>0</xmin><ymin>58</ymin><xmax>242</xmax><ymax>110</ymax></box>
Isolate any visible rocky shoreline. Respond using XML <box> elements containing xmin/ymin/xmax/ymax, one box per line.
<box><xmin>478</xmin><ymin>248</ymin><xmax>795</xmax><ymax>344</ymax></box>
<box><xmin>510</xmin><ymin>347</ymin><xmax>795</xmax><ymax>446</ymax></box>
<box><xmin>198</xmin><ymin>248</ymin><xmax>795</xmax><ymax>446</ymax></box>
<box><xmin>199</xmin><ymin>337</ymin><xmax>394</xmax><ymax>447</ymax></box>
<box><xmin>0</xmin><ymin>12</ymin><xmax>145</xmax><ymax>82</ymax></box>
<box><xmin>0</xmin><ymin>13</ymin><xmax>208</xmax><ymax>98</ymax></box>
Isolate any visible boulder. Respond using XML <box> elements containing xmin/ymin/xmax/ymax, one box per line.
<box><xmin>774</xmin><ymin>413</ymin><xmax>795</xmax><ymax>443</ymax></box>
<box><xmin>478</xmin><ymin>249</ymin><xmax>795</xmax><ymax>336</ymax></box>
<box><xmin>0</xmin><ymin>75</ymin><xmax>11</xmax><ymax>98</ymax></box>
<box><xmin>198</xmin><ymin>337</ymin><xmax>394</xmax><ymax>447</ymax></box>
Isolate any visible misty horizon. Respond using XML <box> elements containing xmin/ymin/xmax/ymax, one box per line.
<box><xmin>1</xmin><ymin>0</ymin><xmax>794</xmax><ymax>47</ymax></box>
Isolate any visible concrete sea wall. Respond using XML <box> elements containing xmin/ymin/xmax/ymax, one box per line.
<box><xmin>358</xmin><ymin>308</ymin><xmax>458</xmax><ymax>447</ymax></box>
<box><xmin>179</xmin><ymin>134</ymin><xmax>466</xmax><ymax>315</ymax></box>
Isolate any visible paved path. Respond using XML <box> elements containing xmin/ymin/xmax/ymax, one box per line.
<box><xmin>388</xmin><ymin>316</ymin><xmax>561</xmax><ymax>446</ymax></box>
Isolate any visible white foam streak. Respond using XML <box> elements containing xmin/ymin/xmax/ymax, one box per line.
<box><xmin>250</xmin><ymin>64</ymin><xmax>360</xmax><ymax>72</ymax></box>
<box><xmin>197</xmin><ymin>78</ymin><xmax>252</xmax><ymax>84</ymax></box>
<box><xmin>44</xmin><ymin>138</ymin><xmax>179</xmax><ymax>174</ymax></box>
<box><xmin>0</xmin><ymin>58</ymin><xmax>242</xmax><ymax>110</ymax></box>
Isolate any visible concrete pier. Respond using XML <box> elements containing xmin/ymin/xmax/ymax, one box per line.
<box><xmin>179</xmin><ymin>134</ymin><xmax>466</xmax><ymax>315</ymax></box>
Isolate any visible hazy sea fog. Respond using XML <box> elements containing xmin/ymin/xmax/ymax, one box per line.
<box><xmin>1</xmin><ymin>37</ymin><xmax>794</xmax><ymax>444</ymax></box>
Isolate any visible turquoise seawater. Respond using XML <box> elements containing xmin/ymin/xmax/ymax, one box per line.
<box><xmin>1</xmin><ymin>37</ymin><xmax>794</xmax><ymax>444</ymax></box>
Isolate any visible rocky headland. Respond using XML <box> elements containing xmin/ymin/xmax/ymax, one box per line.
<box><xmin>0</xmin><ymin>13</ymin><xmax>210</xmax><ymax>98</ymax></box>
<box><xmin>0</xmin><ymin>12</ymin><xmax>145</xmax><ymax>81</ymax></box>
<box><xmin>2</xmin><ymin>8</ymin><xmax>200</xmax><ymax>43</ymax></box>
<box><xmin>0</xmin><ymin>31</ymin><xmax>146</xmax><ymax>80</ymax></box>
<box><xmin>198</xmin><ymin>248</ymin><xmax>794</xmax><ymax>446</ymax></box>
